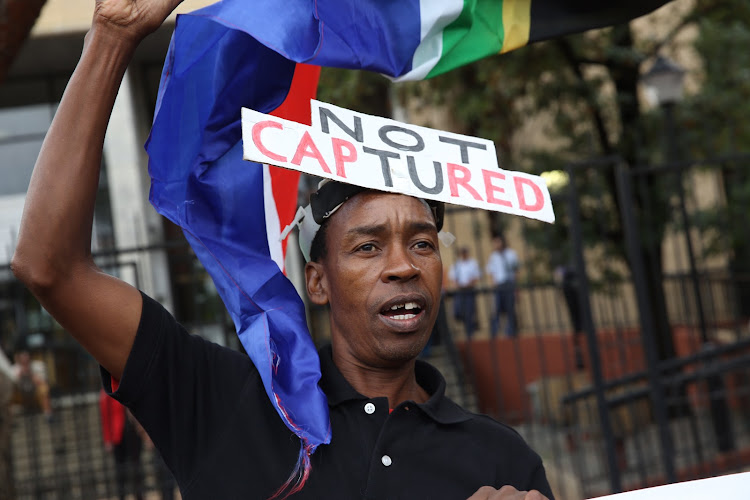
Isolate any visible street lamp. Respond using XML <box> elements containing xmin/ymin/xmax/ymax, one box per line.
<box><xmin>641</xmin><ymin>56</ymin><xmax>706</xmax><ymax>340</ymax></box>
<box><xmin>642</xmin><ymin>56</ymin><xmax>686</xmax><ymax>108</ymax></box>
<box><xmin>642</xmin><ymin>55</ymin><xmax>735</xmax><ymax>454</ymax></box>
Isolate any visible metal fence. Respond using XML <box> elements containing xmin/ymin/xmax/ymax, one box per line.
<box><xmin>437</xmin><ymin>154</ymin><xmax>750</xmax><ymax>499</ymax></box>
<box><xmin>10</xmin><ymin>393</ymin><xmax>176</xmax><ymax>500</ymax></box>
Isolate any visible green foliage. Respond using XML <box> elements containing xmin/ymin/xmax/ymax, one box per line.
<box><xmin>317</xmin><ymin>67</ymin><xmax>391</xmax><ymax>117</ymax></box>
<box><xmin>684</xmin><ymin>0</ymin><xmax>750</xmax><ymax>156</ymax></box>
<box><xmin>681</xmin><ymin>0</ymin><xmax>750</xmax><ymax>279</ymax></box>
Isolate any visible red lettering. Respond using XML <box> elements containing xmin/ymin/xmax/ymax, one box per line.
<box><xmin>331</xmin><ymin>137</ymin><xmax>357</xmax><ymax>178</ymax></box>
<box><xmin>291</xmin><ymin>131</ymin><xmax>331</xmax><ymax>174</ymax></box>
<box><xmin>447</xmin><ymin>163</ymin><xmax>482</xmax><ymax>201</ymax></box>
<box><xmin>514</xmin><ymin>176</ymin><xmax>544</xmax><ymax>212</ymax></box>
<box><xmin>482</xmin><ymin>170</ymin><xmax>512</xmax><ymax>207</ymax></box>
<box><xmin>252</xmin><ymin>120</ymin><xmax>287</xmax><ymax>163</ymax></box>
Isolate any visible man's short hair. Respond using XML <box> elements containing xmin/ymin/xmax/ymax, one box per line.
<box><xmin>309</xmin><ymin>220</ymin><xmax>330</xmax><ymax>262</ymax></box>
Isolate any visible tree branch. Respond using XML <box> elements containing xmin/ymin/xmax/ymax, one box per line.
<box><xmin>645</xmin><ymin>0</ymin><xmax>723</xmax><ymax>58</ymax></box>
<box><xmin>556</xmin><ymin>38</ymin><xmax>614</xmax><ymax>155</ymax></box>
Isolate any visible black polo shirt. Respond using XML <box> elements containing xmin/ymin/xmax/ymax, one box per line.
<box><xmin>103</xmin><ymin>292</ymin><xmax>553</xmax><ymax>499</ymax></box>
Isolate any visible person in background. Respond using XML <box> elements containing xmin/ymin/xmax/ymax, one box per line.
<box><xmin>486</xmin><ymin>235</ymin><xmax>519</xmax><ymax>337</ymax></box>
<box><xmin>11</xmin><ymin>344</ymin><xmax>52</xmax><ymax>416</ymax></box>
<box><xmin>100</xmin><ymin>389</ymin><xmax>145</xmax><ymax>500</ymax></box>
<box><xmin>0</xmin><ymin>345</ymin><xmax>13</xmax><ymax>381</ymax></box>
<box><xmin>554</xmin><ymin>263</ymin><xmax>585</xmax><ymax>369</ymax></box>
<box><xmin>449</xmin><ymin>247</ymin><xmax>481</xmax><ymax>339</ymax></box>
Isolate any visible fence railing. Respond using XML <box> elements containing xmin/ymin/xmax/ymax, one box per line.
<box><xmin>10</xmin><ymin>392</ymin><xmax>176</xmax><ymax>500</ymax></box>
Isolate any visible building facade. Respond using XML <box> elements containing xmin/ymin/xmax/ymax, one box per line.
<box><xmin>0</xmin><ymin>0</ymin><xmax>229</xmax><ymax>391</ymax></box>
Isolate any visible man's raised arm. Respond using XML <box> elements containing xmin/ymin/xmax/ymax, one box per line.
<box><xmin>11</xmin><ymin>0</ymin><xmax>183</xmax><ymax>380</ymax></box>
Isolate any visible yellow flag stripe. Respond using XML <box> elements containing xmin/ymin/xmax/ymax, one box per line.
<box><xmin>500</xmin><ymin>0</ymin><xmax>531</xmax><ymax>54</ymax></box>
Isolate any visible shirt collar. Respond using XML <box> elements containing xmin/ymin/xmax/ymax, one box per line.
<box><xmin>318</xmin><ymin>344</ymin><xmax>471</xmax><ymax>425</ymax></box>
<box><xmin>318</xmin><ymin>344</ymin><xmax>365</xmax><ymax>406</ymax></box>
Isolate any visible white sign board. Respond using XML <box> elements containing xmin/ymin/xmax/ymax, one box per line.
<box><xmin>241</xmin><ymin>100</ymin><xmax>554</xmax><ymax>223</ymax></box>
<box><xmin>589</xmin><ymin>472</ymin><xmax>750</xmax><ymax>500</ymax></box>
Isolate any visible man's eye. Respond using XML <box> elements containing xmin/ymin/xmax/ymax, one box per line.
<box><xmin>358</xmin><ymin>243</ymin><xmax>376</xmax><ymax>252</ymax></box>
<box><xmin>414</xmin><ymin>240</ymin><xmax>435</xmax><ymax>250</ymax></box>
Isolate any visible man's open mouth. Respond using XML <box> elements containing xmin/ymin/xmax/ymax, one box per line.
<box><xmin>380</xmin><ymin>301</ymin><xmax>423</xmax><ymax>321</ymax></box>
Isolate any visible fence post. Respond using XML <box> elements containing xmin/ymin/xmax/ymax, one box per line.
<box><xmin>614</xmin><ymin>163</ymin><xmax>676</xmax><ymax>484</ymax></box>
<box><xmin>566</xmin><ymin>164</ymin><xmax>622</xmax><ymax>493</ymax></box>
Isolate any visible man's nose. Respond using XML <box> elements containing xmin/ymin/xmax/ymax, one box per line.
<box><xmin>382</xmin><ymin>246</ymin><xmax>419</xmax><ymax>282</ymax></box>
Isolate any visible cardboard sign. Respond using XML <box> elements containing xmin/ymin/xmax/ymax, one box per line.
<box><xmin>588</xmin><ymin>471</ymin><xmax>750</xmax><ymax>499</ymax></box>
<box><xmin>241</xmin><ymin>100</ymin><xmax>554</xmax><ymax>223</ymax></box>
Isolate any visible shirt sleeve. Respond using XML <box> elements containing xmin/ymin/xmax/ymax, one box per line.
<box><xmin>100</xmin><ymin>291</ymin><xmax>259</xmax><ymax>485</ymax></box>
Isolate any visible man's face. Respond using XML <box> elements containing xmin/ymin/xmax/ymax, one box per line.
<box><xmin>15</xmin><ymin>351</ymin><xmax>31</xmax><ymax>372</ymax></box>
<box><xmin>306</xmin><ymin>193</ymin><xmax>442</xmax><ymax>369</ymax></box>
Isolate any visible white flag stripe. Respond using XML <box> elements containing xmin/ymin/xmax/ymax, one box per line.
<box><xmin>393</xmin><ymin>0</ymin><xmax>464</xmax><ymax>82</ymax></box>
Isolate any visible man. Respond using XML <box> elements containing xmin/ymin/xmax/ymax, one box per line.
<box><xmin>449</xmin><ymin>247</ymin><xmax>482</xmax><ymax>339</ymax></box>
<box><xmin>100</xmin><ymin>389</ymin><xmax>146</xmax><ymax>500</ymax></box>
<box><xmin>11</xmin><ymin>1</ymin><xmax>552</xmax><ymax>498</ymax></box>
<box><xmin>10</xmin><ymin>345</ymin><xmax>52</xmax><ymax>417</ymax></box>
<box><xmin>486</xmin><ymin>236</ymin><xmax>520</xmax><ymax>337</ymax></box>
<box><xmin>554</xmin><ymin>263</ymin><xmax>585</xmax><ymax>369</ymax></box>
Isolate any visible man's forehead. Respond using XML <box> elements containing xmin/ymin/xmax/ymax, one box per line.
<box><xmin>338</xmin><ymin>192</ymin><xmax>436</xmax><ymax>224</ymax></box>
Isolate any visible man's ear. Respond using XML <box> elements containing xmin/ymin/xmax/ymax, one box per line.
<box><xmin>305</xmin><ymin>261</ymin><xmax>329</xmax><ymax>305</ymax></box>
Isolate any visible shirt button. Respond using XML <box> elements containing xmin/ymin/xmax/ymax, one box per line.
<box><xmin>364</xmin><ymin>402</ymin><xmax>376</xmax><ymax>414</ymax></box>
<box><xmin>381</xmin><ymin>455</ymin><xmax>392</xmax><ymax>467</ymax></box>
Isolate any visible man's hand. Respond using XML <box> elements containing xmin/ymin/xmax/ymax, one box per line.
<box><xmin>93</xmin><ymin>0</ymin><xmax>184</xmax><ymax>42</ymax></box>
<box><xmin>467</xmin><ymin>485</ymin><xmax>549</xmax><ymax>500</ymax></box>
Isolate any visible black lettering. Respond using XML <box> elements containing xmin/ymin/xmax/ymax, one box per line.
<box><xmin>378</xmin><ymin>125</ymin><xmax>424</xmax><ymax>152</ymax></box>
<box><xmin>363</xmin><ymin>146</ymin><xmax>400</xmax><ymax>187</ymax></box>
<box><xmin>407</xmin><ymin>156</ymin><xmax>443</xmax><ymax>195</ymax></box>
<box><xmin>319</xmin><ymin>107</ymin><xmax>363</xmax><ymax>143</ymax></box>
<box><xmin>439</xmin><ymin>136</ymin><xmax>487</xmax><ymax>164</ymax></box>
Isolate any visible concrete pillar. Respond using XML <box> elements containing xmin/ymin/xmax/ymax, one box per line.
<box><xmin>103</xmin><ymin>70</ymin><xmax>174</xmax><ymax>312</ymax></box>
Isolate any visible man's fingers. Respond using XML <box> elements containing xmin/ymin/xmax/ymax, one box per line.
<box><xmin>466</xmin><ymin>486</ymin><xmax>500</xmax><ymax>499</ymax></box>
<box><xmin>524</xmin><ymin>490</ymin><xmax>549</xmax><ymax>500</ymax></box>
<box><xmin>467</xmin><ymin>485</ymin><xmax>525</xmax><ymax>499</ymax></box>
<box><xmin>93</xmin><ymin>0</ymin><xmax>185</xmax><ymax>40</ymax></box>
<box><xmin>466</xmin><ymin>485</ymin><xmax>550</xmax><ymax>500</ymax></box>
